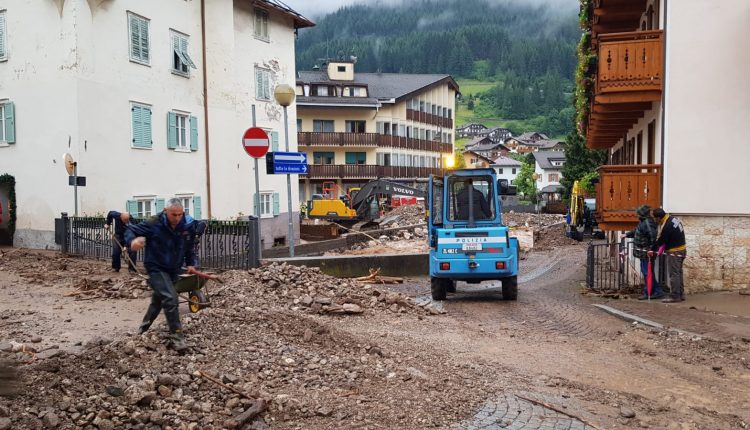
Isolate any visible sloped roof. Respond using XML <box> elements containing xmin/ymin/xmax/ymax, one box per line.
<box><xmin>296</xmin><ymin>96</ymin><xmax>380</xmax><ymax>108</ymax></box>
<box><xmin>463</xmin><ymin>150</ymin><xmax>495</xmax><ymax>165</ymax></box>
<box><xmin>516</xmin><ymin>132</ymin><xmax>549</xmax><ymax>141</ymax></box>
<box><xmin>256</xmin><ymin>0</ymin><xmax>315</xmax><ymax>28</ymax></box>
<box><xmin>533</xmin><ymin>151</ymin><xmax>566</xmax><ymax>170</ymax></box>
<box><xmin>465</xmin><ymin>136</ymin><xmax>493</xmax><ymax>147</ymax></box>
<box><xmin>541</xmin><ymin>184</ymin><xmax>564</xmax><ymax>193</ymax></box>
<box><xmin>297</xmin><ymin>71</ymin><xmax>458</xmax><ymax>102</ymax></box>
<box><xmin>468</xmin><ymin>141</ymin><xmax>510</xmax><ymax>153</ymax></box>
<box><xmin>533</xmin><ymin>139</ymin><xmax>564</xmax><ymax>149</ymax></box>
<box><xmin>491</xmin><ymin>156</ymin><xmax>522</xmax><ymax>167</ymax></box>
<box><xmin>457</xmin><ymin>123</ymin><xmax>487</xmax><ymax>131</ymax></box>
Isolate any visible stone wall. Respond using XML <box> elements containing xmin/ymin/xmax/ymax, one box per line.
<box><xmin>682</xmin><ymin>215</ymin><xmax>750</xmax><ymax>293</ymax></box>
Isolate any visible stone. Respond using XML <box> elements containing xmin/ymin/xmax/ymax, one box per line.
<box><xmin>149</xmin><ymin>411</ymin><xmax>165</xmax><ymax>425</ymax></box>
<box><xmin>157</xmin><ymin>385</ymin><xmax>172</xmax><ymax>397</ymax></box>
<box><xmin>30</xmin><ymin>335</ymin><xmax>42</xmax><ymax>343</ymax></box>
<box><xmin>0</xmin><ymin>342</ymin><xmax>11</xmax><ymax>352</ymax></box>
<box><xmin>157</xmin><ymin>374</ymin><xmax>176</xmax><ymax>386</ymax></box>
<box><xmin>222</xmin><ymin>374</ymin><xmax>239</xmax><ymax>384</ymax></box>
<box><xmin>42</xmin><ymin>412</ymin><xmax>59</xmax><ymax>428</ymax></box>
<box><xmin>105</xmin><ymin>386</ymin><xmax>125</xmax><ymax>397</ymax></box>
<box><xmin>0</xmin><ymin>418</ymin><xmax>11</xmax><ymax>430</ymax></box>
<box><xmin>37</xmin><ymin>349</ymin><xmax>62</xmax><ymax>360</ymax></box>
<box><xmin>620</xmin><ymin>407</ymin><xmax>636</xmax><ymax>419</ymax></box>
<box><xmin>303</xmin><ymin>328</ymin><xmax>314</xmax><ymax>342</ymax></box>
<box><xmin>342</xmin><ymin>303</ymin><xmax>363</xmax><ymax>314</ymax></box>
<box><xmin>300</xmin><ymin>295</ymin><xmax>313</xmax><ymax>306</ymax></box>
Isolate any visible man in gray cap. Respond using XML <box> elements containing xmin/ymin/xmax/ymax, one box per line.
<box><xmin>625</xmin><ymin>205</ymin><xmax>664</xmax><ymax>299</ymax></box>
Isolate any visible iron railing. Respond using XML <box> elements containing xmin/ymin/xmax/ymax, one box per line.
<box><xmin>59</xmin><ymin>214</ymin><xmax>260</xmax><ymax>271</ymax></box>
<box><xmin>586</xmin><ymin>240</ymin><xmax>667</xmax><ymax>292</ymax></box>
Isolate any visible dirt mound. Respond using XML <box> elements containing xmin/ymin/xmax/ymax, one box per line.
<box><xmin>503</xmin><ymin>212</ymin><xmax>564</xmax><ymax>229</ymax></box>
<box><xmin>378</xmin><ymin>204</ymin><xmax>426</xmax><ymax>228</ymax></box>
<box><xmin>532</xmin><ymin>224</ymin><xmax>582</xmax><ymax>250</ymax></box>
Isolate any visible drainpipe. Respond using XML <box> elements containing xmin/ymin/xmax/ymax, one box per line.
<box><xmin>659</xmin><ymin>0</ymin><xmax>668</xmax><ymax>207</ymax></box>
<box><xmin>200</xmin><ymin>0</ymin><xmax>213</xmax><ymax>218</ymax></box>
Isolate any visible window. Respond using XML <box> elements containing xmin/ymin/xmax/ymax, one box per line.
<box><xmin>0</xmin><ymin>11</ymin><xmax>7</xmax><ymax>61</ymax></box>
<box><xmin>337</xmin><ymin>65</ymin><xmax>346</xmax><ymax>72</ymax></box>
<box><xmin>171</xmin><ymin>31</ymin><xmax>195</xmax><ymax>76</ymax></box>
<box><xmin>137</xmin><ymin>199</ymin><xmax>153</xmax><ymax>218</ymax></box>
<box><xmin>254</xmin><ymin>8</ymin><xmax>269</xmax><ymax>41</ymax></box>
<box><xmin>512</xmin><ymin>168</ymin><xmax>517</xmax><ymax>174</ymax></box>
<box><xmin>260</xmin><ymin>192</ymin><xmax>272</xmax><ymax>217</ymax></box>
<box><xmin>178</xmin><ymin>197</ymin><xmax>191</xmax><ymax>216</ymax></box>
<box><xmin>398</xmin><ymin>124</ymin><xmax>406</xmax><ymax>137</ymax></box>
<box><xmin>0</xmin><ymin>101</ymin><xmax>14</xmax><ymax>144</ymax></box>
<box><xmin>313</xmin><ymin>85</ymin><xmax>328</xmax><ymax>96</ymax></box>
<box><xmin>131</xmin><ymin>103</ymin><xmax>152</xmax><ymax>149</ymax></box>
<box><xmin>548</xmin><ymin>173</ymin><xmax>559</xmax><ymax>182</ymax></box>
<box><xmin>313</xmin><ymin>120</ymin><xmax>334</xmax><ymax>133</ymax></box>
<box><xmin>313</xmin><ymin>151</ymin><xmax>334</xmax><ymax>165</ymax></box>
<box><xmin>498</xmin><ymin>168</ymin><xmax>504</xmax><ymax>174</ymax></box>
<box><xmin>419</xmin><ymin>101</ymin><xmax>425</xmax><ymax>112</ymax></box>
<box><xmin>296</xmin><ymin>118</ymin><xmax>302</xmax><ymax>132</ymax></box>
<box><xmin>128</xmin><ymin>12</ymin><xmax>150</xmax><ymax>64</ymax></box>
<box><xmin>345</xmin><ymin>152</ymin><xmax>366</xmax><ymax>165</ymax></box>
<box><xmin>255</xmin><ymin>67</ymin><xmax>271</xmax><ymax>100</ymax></box>
<box><xmin>167</xmin><ymin>112</ymin><xmax>198</xmax><ymax>151</ymax></box>
<box><xmin>345</xmin><ymin>120</ymin><xmax>366</xmax><ymax>133</ymax></box>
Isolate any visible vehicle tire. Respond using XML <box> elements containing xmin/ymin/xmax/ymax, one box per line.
<box><xmin>431</xmin><ymin>277</ymin><xmax>448</xmax><ymax>301</ymax></box>
<box><xmin>502</xmin><ymin>276</ymin><xmax>518</xmax><ymax>301</ymax></box>
<box><xmin>188</xmin><ymin>291</ymin><xmax>206</xmax><ymax>313</ymax></box>
<box><xmin>446</xmin><ymin>280</ymin><xmax>457</xmax><ymax>293</ymax></box>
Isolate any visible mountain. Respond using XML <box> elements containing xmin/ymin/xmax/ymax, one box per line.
<box><xmin>294</xmin><ymin>0</ymin><xmax>580</xmax><ymax>137</ymax></box>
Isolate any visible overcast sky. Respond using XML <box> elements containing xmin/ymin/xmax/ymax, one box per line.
<box><xmin>283</xmin><ymin>0</ymin><xmax>578</xmax><ymax>20</ymax></box>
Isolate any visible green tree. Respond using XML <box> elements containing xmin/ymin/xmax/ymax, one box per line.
<box><xmin>560</xmin><ymin>131</ymin><xmax>608</xmax><ymax>200</ymax></box>
<box><xmin>467</xmin><ymin>98</ymin><xmax>475</xmax><ymax>110</ymax></box>
<box><xmin>515</xmin><ymin>161</ymin><xmax>538</xmax><ymax>203</ymax></box>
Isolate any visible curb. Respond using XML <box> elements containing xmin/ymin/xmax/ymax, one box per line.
<box><xmin>591</xmin><ymin>304</ymin><xmax>711</xmax><ymax>340</ymax></box>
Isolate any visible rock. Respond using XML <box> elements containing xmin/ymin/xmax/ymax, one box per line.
<box><xmin>342</xmin><ymin>303</ymin><xmax>363</xmax><ymax>314</ymax></box>
<box><xmin>226</xmin><ymin>397</ymin><xmax>241</xmax><ymax>410</ymax></box>
<box><xmin>300</xmin><ymin>295</ymin><xmax>313</xmax><ymax>306</ymax></box>
<box><xmin>0</xmin><ymin>406</ymin><xmax>8</xmax><ymax>417</ymax></box>
<box><xmin>149</xmin><ymin>411</ymin><xmax>165</xmax><ymax>425</ymax></box>
<box><xmin>37</xmin><ymin>349</ymin><xmax>62</xmax><ymax>360</ymax></box>
<box><xmin>406</xmin><ymin>367</ymin><xmax>428</xmax><ymax>380</ymax></box>
<box><xmin>157</xmin><ymin>385</ymin><xmax>172</xmax><ymax>397</ymax></box>
<box><xmin>0</xmin><ymin>342</ymin><xmax>11</xmax><ymax>353</ymax></box>
<box><xmin>711</xmin><ymin>365</ymin><xmax>722</xmax><ymax>371</ymax></box>
<box><xmin>0</xmin><ymin>418</ymin><xmax>11</xmax><ymax>430</ymax></box>
<box><xmin>303</xmin><ymin>328</ymin><xmax>314</xmax><ymax>342</ymax></box>
<box><xmin>42</xmin><ymin>412</ymin><xmax>59</xmax><ymax>428</ymax></box>
<box><xmin>105</xmin><ymin>386</ymin><xmax>125</xmax><ymax>397</ymax></box>
<box><xmin>314</xmin><ymin>297</ymin><xmax>332</xmax><ymax>305</ymax></box>
<box><xmin>316</xmin><ymin>407</ymin><xmax>333</xmax><ymax>417</ymax></box>
<box><xmin>156</xmin><ymin>374</ymin><xmax>176</xmax><ymax>386</ymax></box>
<box><xmin>30</xmin><ymin>335</ymin><xmax>42</xmax><ymax>343</ymax></box>
<box><xmin>620</xmin><ymin>407</ymin><xmax>636</xmax><ymax>419</ymax></box>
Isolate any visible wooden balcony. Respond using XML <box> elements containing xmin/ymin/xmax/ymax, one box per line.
<box><xmin>307</xmin><ymin>164</ymin><xmax>444</xmax><ymax>179</ymax></box>
<box><xmin>587</xmin><ymin>30</ymin><xmax>663</xmax><ymax>149</ymax></box>
<box><xmin>298</xmin><ymin>132</ymin><xmax>453</xmax><ymax>154</ymax></box>
<box><xmin>406</xmin><ymin>109</ymin><xmax>453</xmax><ymax>128</ymax></box>
<box><xmin>595</xmin><ymin>164</ymin><xmax>662</xmax><ymax>231</ymax></box>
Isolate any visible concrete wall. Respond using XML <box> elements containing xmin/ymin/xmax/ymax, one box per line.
<box><xmin>664</xmin><ymin>0</ymin><xmax>750</xmax><ymax>215</ymax></box>
<box><xmin>0</xmin><ymin>0</ymin><xmax>302</xmax><ymax>249</ymax></box>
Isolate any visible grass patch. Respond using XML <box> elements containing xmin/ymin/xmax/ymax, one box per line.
<box><xmin>456</xmin><ymin>78</ymin><xmax>497</xmax><ymax>96</ymax></box>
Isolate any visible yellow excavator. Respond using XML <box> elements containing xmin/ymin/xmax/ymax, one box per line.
<box><xmin>307</xmin><ymin>179</ymin><xmax>425</xmax><ymax>227</ymax></box>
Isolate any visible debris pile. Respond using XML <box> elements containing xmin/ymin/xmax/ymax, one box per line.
<box><xmin>503</xmin><ymin>212</ymin><xmax>565</xmax><ymax>229</ymax></box>
<box><xmin>378</xmin><ymin>204</ymin><xmax>426</xmax><ymax>228</ymax></box>
<box><xmin>532</xmin><ymin>224</ymin><xmax>582</xmax><ymax>250</ymax></box>
<box><xmin>334</xmin><ymin>226</ymin><xmax>429</xmax><ymax>255</ymax></box>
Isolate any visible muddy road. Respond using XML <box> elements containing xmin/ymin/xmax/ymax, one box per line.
<box><xmin>1</xmin><ymin>246</ymin><xmax>748</xmax><ymax>429</ymax></box>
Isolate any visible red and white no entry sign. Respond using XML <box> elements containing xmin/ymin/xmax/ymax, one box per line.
<box><xmin>242</xmin><ymin>127</ymin><xmax>270</xmax><ymax>158</ymax></box>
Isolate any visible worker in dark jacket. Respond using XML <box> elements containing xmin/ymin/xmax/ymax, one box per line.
<box><xmin>648</xmin><ymin>207</ymin><xmax>687</xmax><ymax>303</ymax></box>
<box><xmin>105</xmin><ymin>211</ymin><xmax>137</xmax><ymax>273</ymax></box>
<box><xmin>625</xmin><ymin>205</ymin><xmax>664</xmax><ymax>299</ymax></box>
<box><xmin>456</xmin><ymin>179</ymin><xmax>491</xmax><ymax>220</ymax></box>
<box><xmin>126</xmin><ymin>199</ymin><xmax>197</xmax><ymax>351</ymax></box>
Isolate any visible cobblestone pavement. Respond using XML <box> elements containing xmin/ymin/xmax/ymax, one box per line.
<box><xmin>454</xmin><ymin>393</ymin><xmax>596</xmax><ymax>430</ymax></box>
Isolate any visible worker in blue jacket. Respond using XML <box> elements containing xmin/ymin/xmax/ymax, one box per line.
<box><xmin>105</xmin><ymin>211</ymin><xmax>137</xmax><ymax>273</ymax></box>
<box><xmin>125</xmin><ymin>199</ymin><xmax>197</xmax><ymax>351</ymax></box>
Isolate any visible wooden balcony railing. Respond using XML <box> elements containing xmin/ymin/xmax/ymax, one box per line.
<box><xmin>298</xmin><ymin>132</ymin><xmax>453</xmax><ymax>154</ymax></box>
<box><xmin>406</xmin><ymin>109</ymin><xmax>453</xmax><ymax>128</ymax></box>
<box><xmin>597</xmin><ymin>30</ymin><xmax>663</xmax><ymax>99</ymax></box>
<box><xmin>307</xmin><ymin>164</ymin><xmax>444</xmax><ymax>179</ymax></box>
<box><xmin>595</xmin><ymin>164</ymin><xmax>662</xmax><ymax>231</ymax></box>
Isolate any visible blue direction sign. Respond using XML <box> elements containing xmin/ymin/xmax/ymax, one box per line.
<box><xmin>265</xmin><ymin>151</ymin><xmax>309</xmax><ymax>175</ymax></box>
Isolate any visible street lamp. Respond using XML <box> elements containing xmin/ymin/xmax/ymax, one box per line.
<box><xmin>274</xmin><ymin>84</ymin><xmax>296</xmax><ymax>257</ymax></box>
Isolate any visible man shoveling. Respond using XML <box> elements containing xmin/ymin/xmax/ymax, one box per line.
<box><xmin>125</xmin><ymin>199</ymin><xmax>197</xmax><ymax>351</ymax></box>
<box><xmin>105</xmin><ymin>210</ymin><xmax>137</xmax><ymax>273</ymax></box>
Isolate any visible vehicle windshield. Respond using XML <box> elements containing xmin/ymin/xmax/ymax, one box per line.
<box><xmin>447</xmin><ymin>175</ymin><xmax>495</xmax><ymax>222</ymax></box>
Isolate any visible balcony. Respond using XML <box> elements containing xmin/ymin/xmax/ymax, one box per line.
<box><xmin>298</xmin><ymin>132</ymin><xmax>453</xmax><ymax>153</ymax></box>
<box><xmin>406</xmin><ymin>109</ymin><xmax>453</xmax><ymax>128</ymax></box>
<box><xmin>587</xmin><ymin>30</ymin><xmax>663</xmax><ymax>149</ymax></box>
<box><xmin>595</xmin><ymin>164</ymin><xmax>662</xmax><ymax>231</ymax></box>
<box><xmin>306</xmin><ymin>164</ymin><xmax>444</xmax><ymax>179</ymax></box>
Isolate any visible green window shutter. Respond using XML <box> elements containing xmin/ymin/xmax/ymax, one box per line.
<box><xmin>192</xmin><ymin>196</ymin><xmax>202</xmax><ymax>219</ymax></box>
<box><xmin>129</xmin><ymin>15</ymin><xmax>141</xmax><ymax>60</ymax></box>
<box><xmin>3</xmin><ymin>101</ymin><xmax>15</xmax><ymax>144</ymax></box>
<box><xmin>143</xmin><ymin>106</ymin><xmax>152</xmax><ymax>147</ymax></box>
<box><xmin>0</xmin><ymin>13</ymin><xmax>6</xmax><ymax>59</ymax></box>
<box><xmin>272</xmin><ymin>192</ymin><xmax>280</xmax><ymax>216</ymax></box>
<box><xmin>180</xmin><ymin>37</ymin><xmax>196</xmax><ymax>68</ymax></box>
<box><xmin>189</xmin><ymin>115</ymin><xmax>198</xmax><ymax>151</ymax></box>
<box><xmin>345</xmin><ymin>152</ymin><xmax>355</xmax><ymax>164</ymax></box>
<box><xmin>255</xmin><ymin>69</ymin><xmax>263</xmax><ymax>98</ymax></box>
<box><xmin>264</xmin><ymin>73</ymin><xmax>271</xmax><ymax>100</ymax></box>
<box><xmin>139</xmin><ymin>17</ymin><xmax>149</xmax><ymax>62</ymax></box>
<box><xmin>167</xmin><ymin>112</ymin><xmax>177</xmax><ymax>149</ymax></box>
<box><xmin>126</xmin><ymin>200</ymin><xmax>137</xmax><ymax>216</ymax></box>
<box><xmin>131</xmin><ymin>105</ymin><xmax>141</xmax><ymax>147</ymax></box>
<box><xmin>155</xmin><ymin>198</ymin><xmax>165</xmax><ymax>213</ymax></box>
<box><xmin>271</xmin><ymin>131</ymin><xmax>279</xmax><ymax>152</ymax></box>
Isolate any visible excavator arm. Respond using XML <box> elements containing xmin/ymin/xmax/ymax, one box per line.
<box><xmin>350</xmin><ymin>179</ymin><xmax>426</xmax><ymax>220</ymax></box>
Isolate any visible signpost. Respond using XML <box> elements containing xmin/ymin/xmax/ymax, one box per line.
<box><xmin>265</xmin><ymin>152</ymin><xmax>308</xmax><ymax>175</ymax></box>
<box><xmin>242</xmin><ymin>109</ymin><xmax>268</xmax><ymax>260</ymax></box>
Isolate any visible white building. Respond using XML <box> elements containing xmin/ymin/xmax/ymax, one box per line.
<box><xmin>0</xmin><ymin>0</ymin><xmax>313</xmax><ymax>249</ymax></box>
<box><xmin>533</xmin><ymin>151</ymin><xmax>564</xmax><ymax>197</ymax></box>
<box><xmin>491</xmin><ymin>156</ymin><xmax>521</xmax><ymax>186</ymax></box>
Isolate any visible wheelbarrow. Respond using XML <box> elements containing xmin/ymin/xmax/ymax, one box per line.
<box><xmin>173</xmin><ymin>268</ymin><xmax>222</xmax><ymax>313</ymax></box>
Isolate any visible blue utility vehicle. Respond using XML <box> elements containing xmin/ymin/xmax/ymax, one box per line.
<box><xmin>427</xmin><ymin>168</ymin><xmax>519</xmax><ymax>300</ymax></box>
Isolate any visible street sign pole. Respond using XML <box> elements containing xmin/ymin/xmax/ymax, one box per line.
<box><xmin>73</xmin><ymin>163</ymin><xmax>78</xmax><ymax>217</ymax></box>
<box><xmin>251</xmin><ymin>105</ymin><xmax>262</xmax><ymax>260</ymax></box>
<box><xmin>282</xmin><ymin>105</ymin><xmax>294</xmax><ymax>257</ymax></box>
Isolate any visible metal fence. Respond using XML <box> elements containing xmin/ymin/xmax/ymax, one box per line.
<box><xmin>586</xmin><ymin>240</ymin><xmax>668</xmax><ymax>292</ymax></box>
<box><xmin>58</xmin><ymin>214</ymin><xmax>260</xmax><ymax>271</ymax></box>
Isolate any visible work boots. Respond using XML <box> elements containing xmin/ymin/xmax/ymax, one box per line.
<box><xmin>169</xmin><ymin>331</ymin><xmax>188</xmax><ymax>352</ymax></box>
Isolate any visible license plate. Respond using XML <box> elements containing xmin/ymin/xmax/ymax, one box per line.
<box><xmin>462</xmin><ymin>243</ymin><xmax>482</xmax><ymax>251</ymax></box>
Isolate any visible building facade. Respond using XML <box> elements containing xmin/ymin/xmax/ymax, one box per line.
<box><xmin>456</xmin><ymin>123</ymin><xmax>488</xmax><ymax>138</ymax></box>
<box><xmin>533</xmin><ymin>151</ymin><xmax>565</xmax><ymax>198</ymax></box>
<box><xmin>579</xmin><ymin>0</ymin><xmax>750</xmax><ymax>292</ymax></box>
<box><xmin>0</xmin><ymin>0</ymin><xmax>312</xmax><ymax>249</ymax></box>
<box><xmin>296</xmin><ymin>60</ymin><xmax>457</xmax><ymax>199</ymax></box>
<box><xmin>491</xmin><ymin>156</ymin><xmax>521</xmax><ymax>186</ymax></box>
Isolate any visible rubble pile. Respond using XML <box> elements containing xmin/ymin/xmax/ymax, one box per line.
<box><xmin>532</xmin><ymin>224</ymin><xmax>582</xmax><ymax>250</ymax></box>
<box><xmin>2</xmin><ymin>266</ymin><xmax>489</xmax><ymax>430</ymax></box>
<box><xmin>503</xmin><ymin>212</ymin><xmax>565</xmax><ymax>230</ymax></box>
<box><xmin>0</xmin><ymin>249</ymin><xmax>148</xmax><ymax>299</ymax></box>
<box><xmin>378</xmin><ymin>204</ymin><xmax>426</xmax><ymax>228</ymax></box>
<box><xmin>336</xmin><ymin>226</ymin><xmax>429</xmax><ymax>255</ymax></box>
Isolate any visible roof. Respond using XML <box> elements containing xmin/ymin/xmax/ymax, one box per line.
<box><xmin>533</xmin><ymin>151</ymin><xmax>566</xmax><ymax>170</ymax></box>
<box><xmin>457</xmin><ymin>123</ymin><xmax>488</xmax><ymax>131</ymax></box>
<box><xmin>541</xmin><ymin>184</ymin><xmax>564</xmax><ymax>193</ymax></box>
<box><xmin>533</xmin><ymin>140</ymin><xmax>564</xmax><ymax>149</ymax></box>
<box><xmin>256</xmin><ymin>0</ymin><xmax>315</xmax><ymax>29</ymax></box>
<box><xmin>515</xmin><ymin>132</ymin><xmax>549</xmax><ymax>141</ymax></box>
<box><xmin>467</xmin><ymin>141</ymin><xmax>510</xmax><ymax>153</ymax></box>
<box><xmin>296</xmin><ymin>96</ymin><xmax>380</xmax><ymax>108</ymax></box>
<box><xmin>465</xmin><ymin>136</ymin><xmax>493</xmax><ymax>147</ymax></box>
<box><xmin>491</xmin><ymin>156</ymin><xmax>522</xmax><ymax>167</ymax></box>
<box><xmin>463</xmin><ymin>150</ymin><xmax>495</xmax><ymax>165</ymax></box>
<box><xmin>297</xmin><ymin>70</ymin><xmax>458</xmax><ymax>103</ymax></box>
<box><xmin>481</xmin><ymin>127</ymin><xmax>511</xmax><ymax>134</ymax></box>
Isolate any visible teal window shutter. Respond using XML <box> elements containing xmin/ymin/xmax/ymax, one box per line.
<box><xmin>3</xmin><ymin>101</ymin><xmax>14</xmax><ymax>144</ymax></box>
<box><xmin>126</xmin><ymin>200</ymin><xmax>137</xmax><ymax>216</ymax></box>
<box><xmin>167</xmin><ymin>112</ymin><xmax>177</xmax><ymax>149</ymax></box>
<box><xmin>155</xmin><ymin>198</ymin><xmax>165</xmax><ymax>213</ymax></box>
<box><xmin>143</xmin><ymin>106</ymin><xmax>152</xmax><ymax>147</ymax></box>
<box><xmin>271</xmin><ymin>131</ymin><xmax>279</xmax><ymax>152</ymax></box>
<box><xmin>345</xmin><ymin>152</ymin><xmax>355</xmax><ymax>164</ymax></box>
<box><xmin>192</xmin><ymin>196</ymin><xmax>202</xmax><ymax>219</ymax></box>
<box><xmin>272</xmin><ymin>193</ymin><xmax>280</xmax><ymax>216</ymax></box>
<box><xmin>189</xmin><ymin>115</ymin><xmax>198</xmax><ymax>151</ymax></box>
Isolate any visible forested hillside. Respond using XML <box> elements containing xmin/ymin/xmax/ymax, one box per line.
<box><xmin>295</xmin><ymin>0</ymin><xmax>579</xmax><ymax>137</ymax></box>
